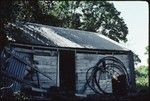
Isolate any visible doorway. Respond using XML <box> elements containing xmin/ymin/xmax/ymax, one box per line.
<box><xmin>59</xmin><ymin>50</ymin><xmax>75</xmax><ymax>94</ymax></box>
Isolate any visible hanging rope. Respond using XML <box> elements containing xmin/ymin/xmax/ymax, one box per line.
<box><xmin>85</xmin><ymin>56</ymin><xmax>129</xmax><ymax>94</ymax></box>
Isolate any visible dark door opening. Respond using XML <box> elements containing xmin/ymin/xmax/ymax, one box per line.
<box><xmin>59</xmin><ymin>50</ymin><xmax>75</xmax><ymax>95</ymax></box>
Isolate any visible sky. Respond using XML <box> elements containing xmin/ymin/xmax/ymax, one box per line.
<box><xmin>109</xmin><ymin>1</ymin><xmax>149</xmax><ymax>67</ymax></box>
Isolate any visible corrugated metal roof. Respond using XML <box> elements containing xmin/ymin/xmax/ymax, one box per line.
<box><xmin>10</xmin><ymin>22</ymin><xmax>129</xmax><ymax>51</ymax></box>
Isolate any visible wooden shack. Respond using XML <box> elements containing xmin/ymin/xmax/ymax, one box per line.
<box><xmin>2</xmin><ymin>22</ymin><xmax>135</xmax><ymax>96</ymax></box>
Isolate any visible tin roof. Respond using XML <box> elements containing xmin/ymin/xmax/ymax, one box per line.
<box><xmin>9</xmin><ymin>22</ymin><xmax>129</xmax><ymax>51</ymax></box>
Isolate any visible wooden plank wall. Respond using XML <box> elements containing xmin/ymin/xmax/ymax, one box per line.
<box><xmin>12</xmin><ymin>46</ymin><xmax>131</xmax><ymax>95</ymax></box>
<box><xmin>13</xmin><ymin>47</ymin><xmax>58</xmax><ymax>89</ymax></box>
<box><xmin>75</xmin><ymin>53</ymin><xmax>130</xmax><ymax>95</ymax></box>
<box><xmin>33</xmin><ymin>51</ymin><xmax>58</xmax><ymax>88</ymax></box>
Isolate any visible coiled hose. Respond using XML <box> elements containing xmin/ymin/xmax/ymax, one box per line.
<box><xmin>86</xmin><ymin>56</ymin><xmax>130</xmax><ymax>94</ymax></box>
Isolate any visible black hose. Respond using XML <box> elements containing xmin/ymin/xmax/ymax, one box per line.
<box><xmin>85</xmin><ymin>56</ymin><xmax>129</xmax><ymax>94</ymax></box>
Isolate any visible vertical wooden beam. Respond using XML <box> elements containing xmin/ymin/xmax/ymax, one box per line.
<box><xmin>128</xmin><ymin>51</ymin><xmax>136</xmax><ymax>92</ymax></box>
<box><xmin>57</xmin><ymin>49</ymin><xmax>59</xmax><ymax>87</ymax></box>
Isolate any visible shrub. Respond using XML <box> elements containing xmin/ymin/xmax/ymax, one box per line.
<box><xmin>135</xmin><ymin>65</ymin><xmax>149</xmax><ymax>90</ymax></box>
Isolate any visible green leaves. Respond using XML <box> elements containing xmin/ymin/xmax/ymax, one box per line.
<box><xmin>43</xmin><ymin>1</ymin><xmax>128</xmax><ymax>43</ymax></box>
<box><xmin>144</xmin><ymin>46</ymin><xmax>149</xmax><ymax>55</ymax></box>
<box><xmin>3</xmin><ymin>1</ymin><xmax>129</xmax><ymax>43</ymax></box>
<box><xmin>76</xmin><ymin>1</ymin><xmax>128</xmax><ymax>43</ymax></box>
<box><xmin>135</xmin><ymin>66</ymin><xmax>149</xmax><ymax>89</ymax></box>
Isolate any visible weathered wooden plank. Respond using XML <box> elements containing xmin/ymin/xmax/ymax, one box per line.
<box><xmin>75</xmin><ymin>53</ymin><xmax>130</xmax><ymax>95</ymax></box>
<box><xmin>33</xmin><ymin>54</ymin><xmax>58</xmax><ymax>88</ymax></box>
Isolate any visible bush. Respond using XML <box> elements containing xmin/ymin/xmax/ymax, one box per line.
<box><xmin>135</xmin><ymin>65</ymin><xmax>149</xmax><ymax>90</ymax></box>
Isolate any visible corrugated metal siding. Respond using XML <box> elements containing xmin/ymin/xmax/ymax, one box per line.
<box><xmin>4</xmin><ymin>50</ymin><xmax>28</xmax><ymax>92</ymax></box>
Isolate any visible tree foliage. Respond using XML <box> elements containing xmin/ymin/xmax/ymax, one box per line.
<box><xmin>144</xmin><ymin>46</ymin><xmax>149</xmax><ymax>64</ymax></box>
<box><xmin>135</xmin><ymin>65</ymin><xmax>149</xmax><ymax>90</ymax></box>
<box><xmin>46</xmin><ymin>1</ymin><xmax>128</xmax><ymax>43</ymax></box>
<box><xmin>144</xmin><ymin>46</ymin><xmax>149</xmax><ymax>55</ymax></box>
<box><xmin>79</xmin><ymin>1</ymin><xmax>128</xmax><ymax>42</ymax></box>
<box><xmin>0</xmin><ymin>0</ymin><xmax>128</xmax><ymax>43</ymax></box>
